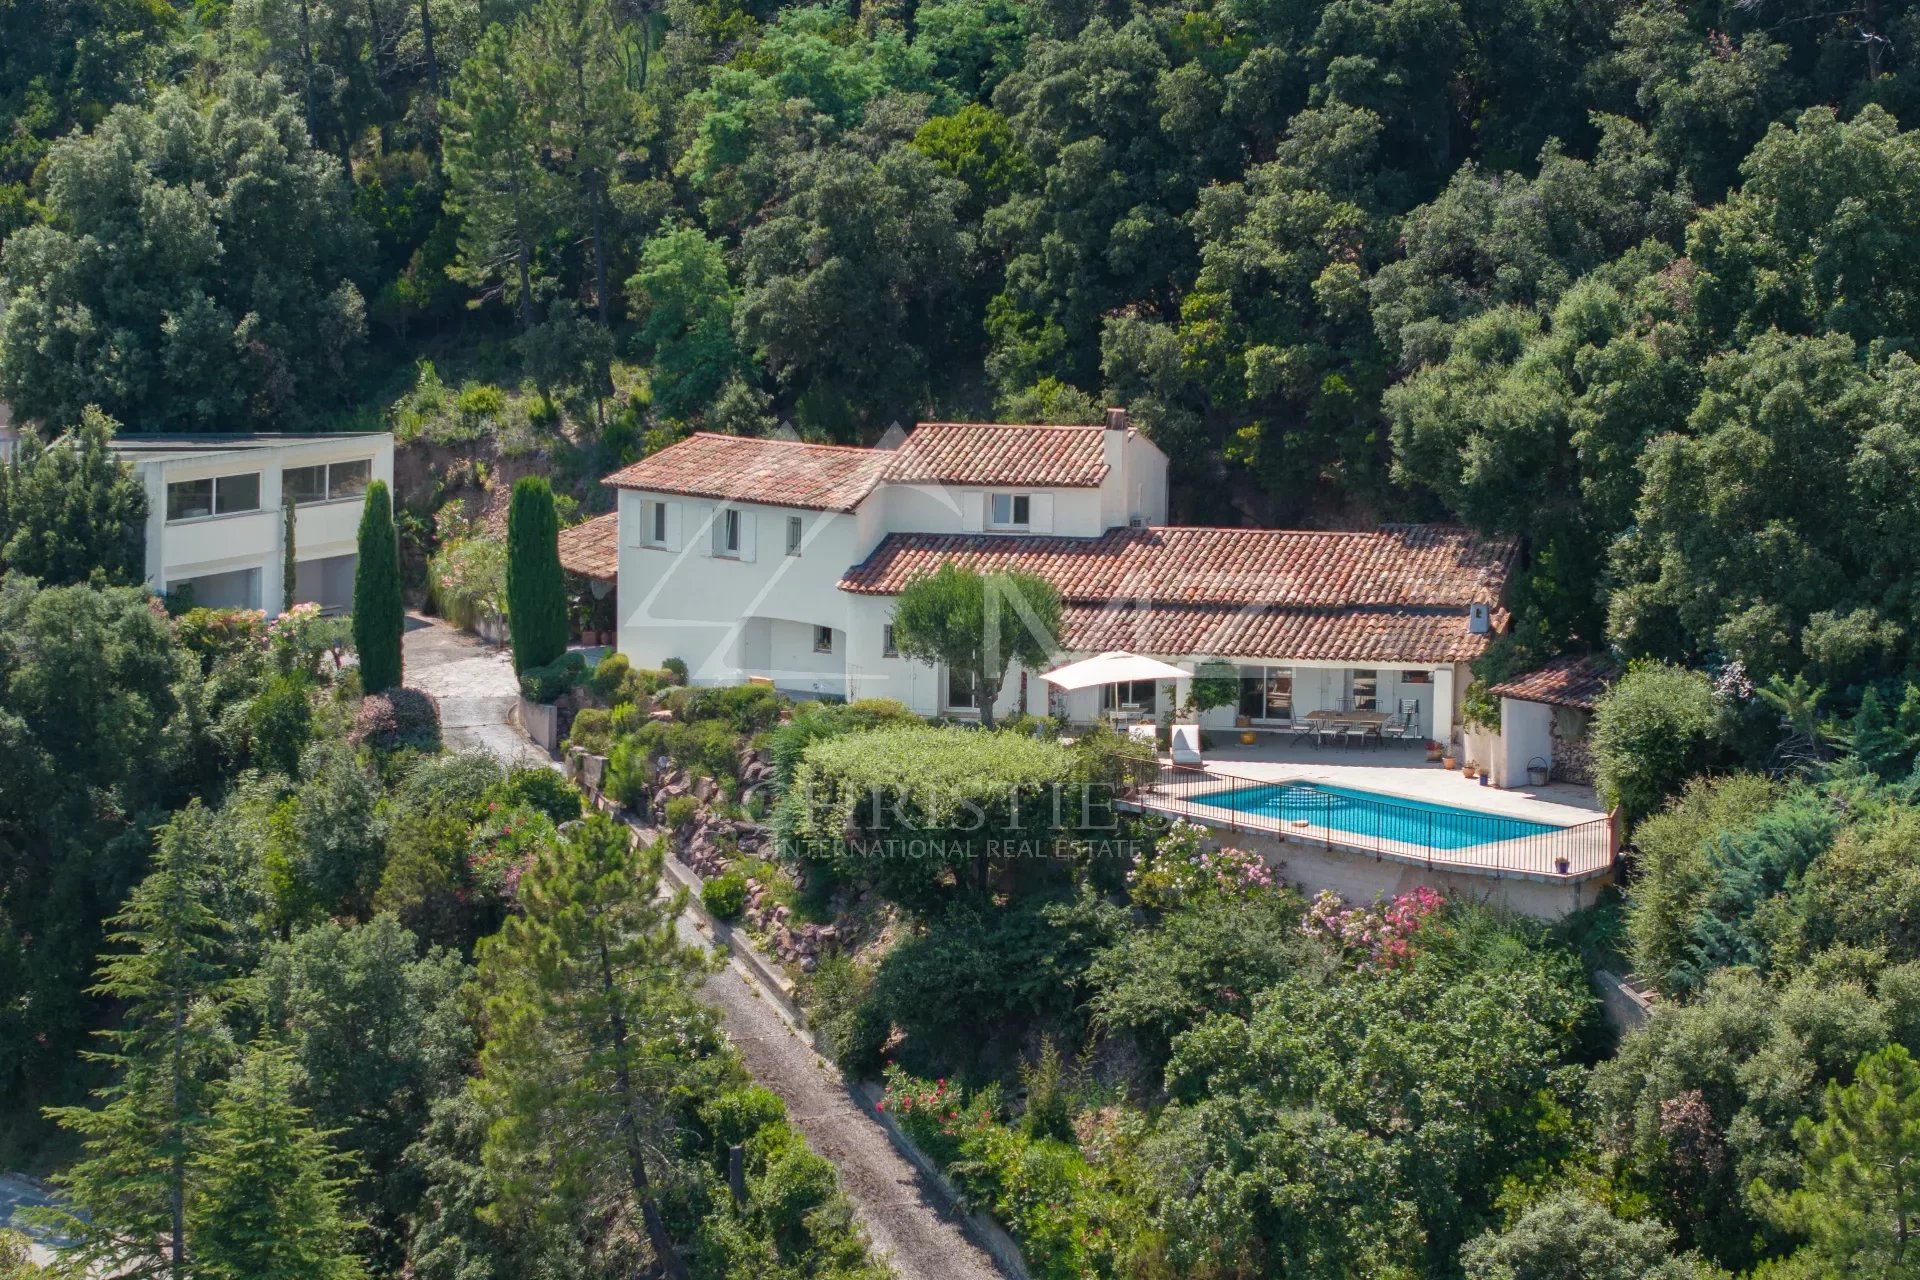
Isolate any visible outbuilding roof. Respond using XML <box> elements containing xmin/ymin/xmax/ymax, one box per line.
<box><xmin>1489</xmin><ymin>653</ymin><xmax>1616</xmax><ymax>711</ymax></box>
<box><xmin>556</xmin><ymin>512</ymin><xmax>620</xmax><ymax>581</ymax></box>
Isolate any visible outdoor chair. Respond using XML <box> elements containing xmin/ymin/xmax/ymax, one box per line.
<box><xmin>1316</xmin><ymin>720</ymin><xmax>1344</xmax><ymax>748</ymax></box>
<box><xmin>1288</xmin><ymin>720</ymin><xmax>1316</xmax><ymax>748</ymax></box>
<box><xmin>1341</xmin><ymin>723</ymin><xmax>1366</xmax><ymax>749</ymax></box>
<box><xmin>1170</xmin><ymin>723</ymin><xmax>1203</xmax><ymax>766</ymax></box>
<box><xmin>1380</xmin><ymin>713</ymin><xmax>1411</xmax><ymax>742</ymax></box>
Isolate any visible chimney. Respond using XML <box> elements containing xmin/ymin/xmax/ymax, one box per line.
<box><xmin>1105</xmin><ymin>406</ymin><xmax>1128</xmax><ymax>432</ymax></box>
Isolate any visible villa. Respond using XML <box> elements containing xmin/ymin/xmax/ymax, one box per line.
<box><xmin>567</xmin><ymin>410</ymin><xmax>1509</xmax><ymax>746</ymax></box>
<box><xmin>564</xmin><ymin>412</ymin><xmax>1617</xmax><ymax>916</ymax></box>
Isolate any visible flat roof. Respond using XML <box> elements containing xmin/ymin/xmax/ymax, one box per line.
<box><xmin>106</xmin><ymin>432</ymin><xmax>389</xmax><ymax>453</ymax></box>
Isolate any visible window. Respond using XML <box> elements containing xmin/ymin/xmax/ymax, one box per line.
<box><xmin>814</xmin><ymin>625</ymin><xmax>833</xmax><ymax>654</ymax></box>
<box><xmin>787</xmin><ymin>515</ymin><xmax>803</xmax><ymax>555</ymax></box>
<box><xmin>286</xmin><ymin>459</ymin><xmax>371</xmax><ymax>505</ymax></box>
<box><xmin>1400</xmin><ymin>670</ymin><xmax>1431</xmax><ymax>684</ymax></box>
<box><xmin>1238</xmin><ymin>666</ymin><xmax>1293</xmax><ymax>721</ymax></box>
<box><xmin>882</xmin><ymin>624</ymin><xmax>898</xmax><ymax>658</ymax></box>
<box><xmin>716</xmin><ymin>508</ymin><xmax>741</xmax><ymax>555</ymax></box>
<box><xmin>989</xmin><ymin>493</ymin><xmax>1031</xmax><ymax>528</ymax></box>
<box><xmin>167</xmin><ymin>478</ymin><xmax>214</xmax><ymax>521</ymax></box>
<box><xmin>1103</xmin><ymin>679</ymin><xmax>1160</xmax><ymax>715</ymax></box>
<box><xmin>946</xmin><ymin>668</ymin><xmax>976</xmax><ymax>709</ymax></box>
<box><xmin>1351</xmin><ymin>669</ymin><xmax>1379</xmax><ymax>712</ymax></box>
<box><xmin>166</xmin><ymin>472</ymin><xmax>261</xmax><ymax>521</ymax></box>
<box><xmin>650</xmin><ymin>501</ymin><xmax>668</xmax><ymax>545</ymax></box>
<box><xmin>283</xmin><ymin>464</ymin><xmax>327</xmax><ymax>504</ymax></box>
<box><xmin>325</xmin><ymin>459</ymin><xmax>371</xmax><ymax>501</ymax></box>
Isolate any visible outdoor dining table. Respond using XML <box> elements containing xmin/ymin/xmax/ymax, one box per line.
<box><xmin>1303</xmin><ymin>709</ymin><xmax>1388</xmax><ymax>726</ymax></box>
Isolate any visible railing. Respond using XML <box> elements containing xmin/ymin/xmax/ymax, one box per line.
<box><xmin>1118</xmin><ymin>759</ymin><xmax>1617</xmax><ymax>880</ymax></box>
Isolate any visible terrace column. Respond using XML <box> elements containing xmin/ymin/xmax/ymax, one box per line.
<box><xmin>1432</xmin><ymin>666</ymin><xmax>1456</xmax><ymax>747</ymax></box>
<box><xmin>1171</xmin><ymin>672</ymin><xmax>1191</xmax><ymax>722</ymax></box>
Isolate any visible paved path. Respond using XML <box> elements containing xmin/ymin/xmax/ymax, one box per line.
<box><xmin>678</xmin><ymin>914</ymin><xmax>1006</xmax><ymax>1280</ymax></box>
<box><xmin>402</xmin><ymin>616</ymin><xmax>553</xmax><ymax>768</ymax></box>
<box><xmin>0</xmin><ymin>1173</ymin><xmax>63</xmax><ymax>1266</ymax></box>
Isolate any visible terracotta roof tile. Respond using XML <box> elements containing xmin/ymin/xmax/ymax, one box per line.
<box><xmin>557</xmin><ymin>512</ymin><xmax>619</xmax><ymax>580</ymax></box>
<box><xmin>603</xmin><ymin>433</ymin><xmax>891</xmax><ymax>512</ymax></box>
<box><xmin>840</xmin><ymin>525</ymin><xmax>1515</xmax><ymax>608</ymax></box>
<box><xmin>1062</xmin><ymin>604</ymin><xmax>1498</xmax><ymax>665</ymax></box>
<box><xmin>839</xmin><ymin>524</ymin><xmax>1516</xmax><ymax>664</ymax></box>
<box><xmin>1490</xmin><ymin>653</ymin><xmax>1616</xmax><ymax>710</ymax></box>
<box><xmin>884</xmin><ymin>422</ymin><xmax>1112</xmax><ymax>488</ymax></box>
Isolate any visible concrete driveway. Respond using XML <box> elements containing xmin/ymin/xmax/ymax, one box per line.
<box><xmin>402</xmin><ymin>616</ymin><xmax>554</xmax><ymax>769</ymax></box>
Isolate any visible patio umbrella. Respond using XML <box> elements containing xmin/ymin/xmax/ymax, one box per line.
<box><xmin>1039</xmin><ymin>650</ymin><xmax>1189</xmax><ymax>691</ymax></box>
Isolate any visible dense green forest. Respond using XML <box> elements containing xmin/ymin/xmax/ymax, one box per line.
<box><xmin>9</xmin><ymin>0</ymin><xmax>1920</xmax><ymax>677</ymax></box>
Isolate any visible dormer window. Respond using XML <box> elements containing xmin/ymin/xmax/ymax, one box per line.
<box><xmin>989</xmin><ymin>493</ymin><xmax>1031</xmax><ymax>529</ymax></box>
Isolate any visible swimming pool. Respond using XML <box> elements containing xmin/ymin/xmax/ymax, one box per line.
<box><xmin>1184</xmin><ymin>781</ymin><xmax>1565</xmax><ymax>850</ymax></box>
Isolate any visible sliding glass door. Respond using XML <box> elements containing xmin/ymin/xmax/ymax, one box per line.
<box><xmin>1237</xmin><ymin>666</ymin><xmax>1293</xmax><ymax>722</ymax></box>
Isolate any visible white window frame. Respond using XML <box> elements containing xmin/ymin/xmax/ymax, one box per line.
<box><xmin>988</xmin><ymin>492</ymin><xmax>1032</xmax><ymax>529</ymax></box>
<box><xmin>945</xmin><ymin>667</ymin><xmax>976</xmax><ymax>711</ymax></box>
<box><xmin>882</xmin><ymin>624</ymin><xmax>898</xmax><ymax>658</ymax></box>
<box><xmin>283</xmin><ymin>458</ymin><xmax>373</xmax><ymax>506</ymax></box>
<box><xmin>1350</xmin><ymin>668</ymin><xmax>1380</xmax><ymax>713</ymax></box>
<box><xmin>716</xmin><ymin>508</ymin><xmax>742</xmax><ymax>557</ymax></box>
<box><xmin>651</xmin><ymin>501</ymin><xmax>668</xmax><ymax>545</ymax></box>
<box><xmin>813</xmin><ymin>625</ymin><xmax>833</xmax><ymax>654</ymax></box>
<box><xmin>786</xmin><ymin>515</ymin><xmax>803</xmax><ymax>556</ymax></box>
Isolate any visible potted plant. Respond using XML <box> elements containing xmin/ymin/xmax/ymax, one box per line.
<box><xmin>1553</xmin><ymin>854</ymin><xmax>1571</xmax><ymax>874</ymax></box>
<box><xmin>1441</xmin><ymin>752</ymin><xmax>1458</xmax><ymax>770</ymax></box>
<box><xmin>1425</xmin><ymin>739</ymin><xmax>1443</xmax><ymax>762</ymax></box>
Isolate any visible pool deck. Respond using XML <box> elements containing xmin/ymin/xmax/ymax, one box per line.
<box><xmin>1123</xmin><ymin>739</ymin><xmax>1617</xmax><ymax>882</ymax></box>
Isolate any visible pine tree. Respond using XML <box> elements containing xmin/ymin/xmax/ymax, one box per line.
<box><xmin>189</xmin><ymin>1042</ymin><xmax>367</xmax><ymax>1280</ymax></box>
<box><xmin>352</xmin><ymin>480</ymin><xmax>403</xmax><ymax>693</ymax></box>
<box><xmin>474</xmin><ymin>817</ymin><xmax>712</xmax><ymax>1280</ymax></box>
<box><xmin>505</xmin><ymin>475</ymin><xmax>566</xmax><ymax>673</ymax></box>
<box><xmin>0</xmin><ymin>407</ymin><xmax>147</xmax><ymax>587</ymax></box>
<box><xmin>40</xmin><ymin>803</ymin><xmax>238</xmax><ymax>1280</ymax></box>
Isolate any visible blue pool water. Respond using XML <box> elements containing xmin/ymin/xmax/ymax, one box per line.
<box><xmin>1186</xmin><ymin>782</ymin><xmax>1563</xmax><ymax>850</ymax></box>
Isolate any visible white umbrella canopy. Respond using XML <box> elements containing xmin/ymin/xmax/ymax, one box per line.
<box><xmin>1039</xmin><ymin>650</ymin><xmax>1189</xmax><ymax>691</ymax></box>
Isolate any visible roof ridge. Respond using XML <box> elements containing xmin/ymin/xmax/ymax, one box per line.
<box><xmin>684</xmin><ymin>431</ymin><xmax>878</xmax><ymax>454</ymax></box>
<box><xmin>911</xmin><ymin>421</ymin><xmax>1104</xmax><ymax>431</ymax></box>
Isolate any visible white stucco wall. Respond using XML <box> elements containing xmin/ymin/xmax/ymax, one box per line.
<box><xmin>1498</xmin><ymin>697</ymin><xmax>1556</xmax><ymax>789</ymax></box>
<box><xmin>126</xmin><ymin>434</ymin><xmax>393</xmax><ymax>614</ymax></box>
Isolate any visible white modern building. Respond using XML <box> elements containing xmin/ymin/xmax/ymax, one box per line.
<box><xmin>107</xmin><ymin>433</ymin><xmax>395</xmax><ymax>614</ymax></box>
<box><xmin>564</xmin><ymin>411</ymin><xmax>1515</xmax><ymax>748</ymax></box>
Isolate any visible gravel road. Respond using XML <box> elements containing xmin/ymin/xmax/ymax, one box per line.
<box><xmin>681</xmin><ymin>916</ymin><xmax>1008</xmax><ymax>1280</ymax></box>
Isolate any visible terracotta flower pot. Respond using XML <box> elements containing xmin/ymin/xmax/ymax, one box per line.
<box><xmin>1441</xmin><ymin>755</ymin><xmax>1458</xmax><ymax>770</ymax></box>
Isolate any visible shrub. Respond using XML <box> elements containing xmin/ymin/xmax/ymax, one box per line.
<box><xmin>506</xmin><ymin>476</ymin><xmax>567</xmax><ymax>673</ymax></box>
<box><xmin>604</xmin><ymin>740</ymin><xmax>651</xmax><ymax>809</ymax></box>
<box><xmin>390</xmin><ymin>751</ymin><xmax>504</xmax><ymax>825</ymax></box>
<box><xmin>805</xmin><ymin>955</ymin><xmax>887</xmax><ymax>1074</ymax></box>
<box><xmin>702</xmin><ymin>869</ymin><xmax>748</xmax><ymax>920</ymax></box>
<box><xmin>680</xmin><ymin>683</ymin><xmax>781</xmax><ymax>732</ymax></box>
<box><xmin>664</xmin><ymin>794</ymin><xmax>699</xmax><ymax>830</ymax></box>
<box><xmin>700</xmin><ymin>1085</ymin><xmax>788</xmax><ymax>1152</ymax></box>
<box><xmin>770</xmin><ymin>699</ymin><xmax>921</xmax><ymax>793</ymax></box>
<box><xmin>661</xmin><ymin>656</ymin><xmax>689</xmax><ymax>683</ymax></box>
<box><xmin>1592</xmin><ymin>662</ymin><xmax>1722</xmax><ymax>824</ymax></box>
<box><xmin>350</xmin><ymin>687</ymin><xmax>442</xmax><ymax>754</ymax></box>
<box><xmin>567</xmin><ymin>706</ymin><xmax>614</xmax><ymax>754</ymax></box>
<box><xmin>591</xmin><ymin>651</ymin><xmax>631</xmax><ymax>700</ymax></box>
<box><xmin>517</xmin><ymin>651</ymin><xmax>586</xmax><ymax>703</ymax></box>
<box><xmin>249</xmin><ymin>671</ymin><xmax>314</xmax><ymax>775</ymax></box>
<box><xmin>427</xmin><ymin>533</ymin><xmax>506</xmax><ymax>631</ymax></box>
<box><xmin>1458</xmin><ymin>1192</ymin><xmax>1704</xmax><ymax>1279</ymax></box>
<box><xmin>492</xmin><ymin>766</ymin><xmax>583</xmax><ymax>824</ymax></box>
<box><xmin>628</xmin><ymin>717</ymin><xmax>740</xmax><ymax>783</ymax></box>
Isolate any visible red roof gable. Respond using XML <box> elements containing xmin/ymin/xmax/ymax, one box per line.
<box><xmin>1490</xmin><ymin>654</ymin><xmax>1616</xmax><ymax>710</ymax></box>
<box><xmin>603</xmin><ymin>433</ymin><xmax>891</xmax><ymax>512</ymax></box>
<box><xmin>885</xmin><ymin>422</ymin><xmax>1112</xmax><ymax>488</ymax></box>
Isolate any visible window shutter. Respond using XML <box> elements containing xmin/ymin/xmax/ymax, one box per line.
<box><xmin>664</xmin><ymin>501</ymin><xmax>681</xmax><ymax>551</ymax></box>
<box><xmin>959</xmin><ymin>490</ymin><xmax>984</xmax><ymax>532</ymax></box>
<box><xmin>1029</xmin><ymin>493</ymin><xmax>1054</xmax><ymax>533</ymax></box>
<box><xmin>738</xmin><ymin>509</ymin><xmax>756</xmax><ymax>561</ymax></box>
<box><xmin>625</xmin><ymin>504</ymin><xmax>642</xmax><ymax>548</ymax></box>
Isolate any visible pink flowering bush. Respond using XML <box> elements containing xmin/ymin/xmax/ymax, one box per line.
<box><xmin>1126</xmin><ymin>818</ymin><xmax>1276</xmax><ymax>909</ymax></box>
<box><xmin>466</xmin><ymin>800</ymin><xmax>555</xmax><ymax>904</ymax></box>
<box><xmin>1300</xmin><ymin>886</ymin><xmax>1445</xmax><ymax>969</ymax></box>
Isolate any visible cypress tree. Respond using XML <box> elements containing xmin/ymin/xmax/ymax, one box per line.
<box><xmin>505</xmin><ymin>475</ymin><xmax>566</xmax><ymax>673</ymax></box>
<box><xmin>282</xmin><ymin>490</ymin><xmax>298</xmax><ymax>612</ymax></box>
<box><xmin>353</xmin><ymin>480</ymin><xmax>404</xmax><ymax>693</ymax></box>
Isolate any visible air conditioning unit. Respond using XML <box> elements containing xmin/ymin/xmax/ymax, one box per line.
<box><xmin>1468</xmin><ymin>602</ymin><xmax>1491</xmax><ymax>634</ymax></box>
